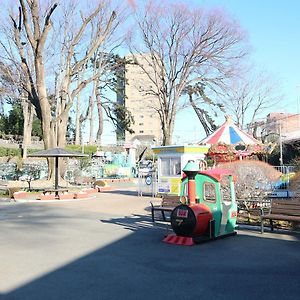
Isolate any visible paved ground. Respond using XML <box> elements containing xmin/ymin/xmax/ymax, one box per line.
<box><xmin>0</xmin><ymin>188</ymin><xmax>299</xmax><ymax>300</ymax></box>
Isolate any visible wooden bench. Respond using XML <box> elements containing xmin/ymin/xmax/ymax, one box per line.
<box><xmin>42</xmin><ymin>188</ymin><xmax>68</xmax><ymax>196</ymax></box>
<box><xmin>237</xmin><ymin>198</ymin><xmax>271</xmax><ymax>222</ymax></box>
<box><xmin>260</xmin><ymin>199</ymin><xmax>300</xmax><ymax>233</ymax></box>
<box><xmin>150</xmin><ymin>196</ymin><xmax>182</xmax><ymax>222</ymax></box>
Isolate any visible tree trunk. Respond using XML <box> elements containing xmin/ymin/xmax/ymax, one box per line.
<box><xmin>21</xmin><ymin>100</ymin><xmax>34</xmax><ymax>159</ymax></box>
<box><xmin>75</xmin><ymin>93</ymin><xmax>81</xmax><ymax>145</ymax></box>
<box><xmin>188</xmin><ymin>94</ymin><xmax>212</xmax><ymax>137</ymax></box>
<box><xmin>57</xmin><ymin>112</ymin><xmax>69</xmax><ymax>148</ymax></box>
<box><xmin>74</xmin><ymin>71</ymin><xmax>83</xmax><ymax>145</ymax></box>
<box><xmin>162</xmin><ymin>122</ymin><xmax>173</xmax><ymax>146</ymax></box>
<box><xmin>89</xmin><ymin>94</ymin><xmax>95</xmax><ymax>144</ymax></box>
<box><xmin>96</xmin><ymin>90</ymin><xmax>103</xmax><ymax>145</ymax></box>
<box><xmin>162</xmin><ymin>132</ymin><xmax>172</xmax><ymax>146</ymax></box>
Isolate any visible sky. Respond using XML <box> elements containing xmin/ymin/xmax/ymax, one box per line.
<box><xmin>1</xmin><ymin>1</ymin><xmax>300</xmax><ymax>145</ymax></box>
<box><xmin>173</xmin><ymin>0</ymin><xmax>300</xmax><ymax>144</ymax></box>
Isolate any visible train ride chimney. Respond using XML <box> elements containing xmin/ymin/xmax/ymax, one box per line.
<box><xmin>182</xmin><ymin>160</ymin><xmax>199</xmax><ymax>205</ymax></box>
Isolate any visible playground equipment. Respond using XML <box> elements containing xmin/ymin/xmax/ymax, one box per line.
<box><xmin>163</xmin><ymin>160</ymin><xmax>237</xmax><ymax>246</ymax></box>
<box><xmin>200</xmin><ymin>116</ymin><xmax>264</xmax><ymax>164</ymax></box>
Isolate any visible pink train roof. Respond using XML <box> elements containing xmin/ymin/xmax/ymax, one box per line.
<box><xmin>182</xmin><ymin>168</ymin><xmax>235</xmax><ymax>182</ymax></box>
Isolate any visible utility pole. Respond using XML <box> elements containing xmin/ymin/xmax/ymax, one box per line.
<box><xmin>279</xmin><ymin>120</ymin><xmax>283</xmax><ymax>166</ymax></box>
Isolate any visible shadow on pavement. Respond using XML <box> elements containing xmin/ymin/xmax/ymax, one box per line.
<box><xmin>102</xmin><ymin>190</ymin><xmax>140</xmax><ymax>196</ymax></box>
<box><xmin>1</xmin><ymin>207</ymin><xmax>300</xmax><ymax>300</ymax></box>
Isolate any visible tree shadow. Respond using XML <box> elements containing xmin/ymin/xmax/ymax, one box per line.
<box><xmin>102</xmin><ymin>190</ymin><xmax>140</xmax><ymax>196</ymax></box>
<box><xmin>1</xmin><ymin>205</ymin><xmax>300</xmax><ymax>300</ymax></box>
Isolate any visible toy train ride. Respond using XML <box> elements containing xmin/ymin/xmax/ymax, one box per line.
<box><xmin>163</xmin><ymin>160</ymin><xmax>238</xmax><ymax>246</ymax></box>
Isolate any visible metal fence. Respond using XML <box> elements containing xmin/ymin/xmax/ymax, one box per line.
<box><xmin>273</xmin><ymin>165</ymin><xmax>295</xmax><ymax>174</ymax></box>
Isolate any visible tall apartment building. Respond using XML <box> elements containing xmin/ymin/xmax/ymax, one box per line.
<box><xmin>116</xmin><ymin>54</ymin><xmax>161</xmax><ymax>145</ymax></box>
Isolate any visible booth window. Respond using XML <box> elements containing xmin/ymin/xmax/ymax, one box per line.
<box><xmin>203</xmin><ymin>182</ymin><xmax>216</xmax><ymax>202</ymax></box>
<box><xmin>160</xmin><ymin>157</ymin><xmax>181</xmax><ymax>176</ymax></box>
<box><xmin>220</xmin><ymin>175</ymin><xmax>231</xmax><ymax>201</ymax></box>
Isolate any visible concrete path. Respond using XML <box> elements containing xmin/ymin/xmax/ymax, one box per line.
<box><xmin>0</xmin><ymin>190</ymin><xmax>299</xmax><ymax>300</ymax></box>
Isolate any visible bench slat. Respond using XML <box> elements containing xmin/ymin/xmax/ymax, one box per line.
<box><xmin>272</xmin><ymin>199</ymin><xmax>300</xmax><ymax>205</ymax></box>
<box><xmin>262</xmin><ymin>214</ymin><xmax>300</xmax><ymax>221</ymax></box>
<box><xmin>161</xmin><ymin>196</ymin><xmax>181</xmax><ymax>207</ymax></box>
<box><xmin>151</xmin><ymin>196</ymin><xmax>181</xmax><ymax>222</ymax></box>
<box><xmin>271</xmin><ymin>208</ymin><xmax>300</xmax><ymax>216</ymax></box>
<box><xmin>272</xmin><ymin>204</ymin><xmax>300</xmax><ymax>209</ymax></box>
<box><xmin>272</xmin><ymin>204</ymin><xmax>300</xmax><ymax>210</ymax></box>
<box><xmin>261</xmin><ymin>199</ymin><xmax>300</xmax><ymax>233</ymax></box>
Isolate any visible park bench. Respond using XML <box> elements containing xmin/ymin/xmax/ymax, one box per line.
<box><xmin>74</xmin><ymin>176</ymin><xmax>94</xmax><ymax>186</ymax></box>
<box><xmin>237</xmin><ymin>198</ymin><xmax>271</xmax><ymax>222</ymax></box>
<box><xmin>237</xmin><ymin>198</ymin><xmax>271</xmax><ymax>212</ymax></box>
<box><xmin>260</xmin><ymin>199</ymin><xmax>300</xmax><ymax>233</ymax></box>
<box><xmin>150</xmin><ymin>195</ymin><xmax>183</xmax><ymax>222</ymax></box>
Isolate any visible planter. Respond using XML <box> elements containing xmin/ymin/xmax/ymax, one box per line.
<box><xmin>37</xmin><ymin>194</ymin><xmax>57</xmax><ymax>200</ymax></box>
<box><xmin>58</xmin><ymin>193</ymin><xmax>75</xmax><ymax>200</ymax></box>
<box><xmin>74</xmin><ymin>192</ymin><xmax>88</xmax><ymax>199</ymax></box>
<box><xmin>13</xmin><ymin>191</ymin><xmax>27</xmax><ymax>200</ymax></box>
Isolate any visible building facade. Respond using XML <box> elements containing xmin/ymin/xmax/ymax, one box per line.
<box><xmin>265</xmin><ymin>112</ymin><xmax>300</xmax><ymax>143</ymax></box>
<box><xmin>116</xmin><ymin>54</ymin><xmax>161</xmax><ymax>145</ymax></box>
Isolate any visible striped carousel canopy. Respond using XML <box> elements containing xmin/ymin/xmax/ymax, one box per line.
<box><xmin>200</xmin><ymin>116</ymin><xmax>259</xmax><ymax>146</ymax></box>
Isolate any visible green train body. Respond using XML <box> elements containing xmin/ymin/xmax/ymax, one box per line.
<box><xmin>178</xmin><ymin>169</ymin><xmax>237</xmax><ymax>238</ymax></box>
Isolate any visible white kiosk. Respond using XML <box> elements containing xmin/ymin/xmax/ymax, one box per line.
<box><xmin>152</xmin><ymin>145</ymin><xmax>209</xmax><ymax>195</ymax></box>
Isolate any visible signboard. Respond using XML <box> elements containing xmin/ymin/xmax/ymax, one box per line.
<box><xmin>158</xmin><ymin>179</ymin><xmax>171</xmax><ymax>193</ymax></box>
<box><xmin>177</xmin><ymin>209</ymin><xmax>188</xmax><ymax>218</ymax></box>
<box><xmin>145</xmin><ymin>175</ymin><xmax>152</xmax><ymax>185</ymax></box>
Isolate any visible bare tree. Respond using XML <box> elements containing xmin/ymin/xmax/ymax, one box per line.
<box><xmin>5</xmin><ymin>0</ymin><xmax>118</xmax><ymax>152</ymax></box>
<box><xmin>69</xmin><ymin>7</ymin><xmax>126</xmax><ymax>147</ymax></box>
<box><xmin>0</xmin><ymin>59</ymin><xmax>35</xmax><ymax>158</ymax></box>
<box><xmin>90</xmin><ymin>53</ymin><xmax>135</xmax><ymax>144</ymax></box>
<box><xmin>222</xmin><ymin>70</ymin><xmax>283</xmax><ymax>133</ymax></box>
<box><xmin>128</xmin><ymin>1</ymin><xmax>247</xmax><ymax>145</ymax></box>
<box><xmin>182</xmin><ymin>83</ymin><xmax>224</xmax><ymax>136</ymax></box>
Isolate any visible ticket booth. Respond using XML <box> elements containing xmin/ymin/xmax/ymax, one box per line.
<box><xmin>152</xmin><ymin>145</ymin><xmax>209</xmax><ymax>195</ymax></box>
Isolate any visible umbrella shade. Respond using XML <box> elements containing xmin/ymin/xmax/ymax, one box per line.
<box><xmin>28</xmin><ymin>147</ymin><xmax>88</xmax><ymax>158</ymax></box>
<box><xmin>28</xmin><ymin>148</ymin><xmax>88</xmax><ymax>190</ymax></box>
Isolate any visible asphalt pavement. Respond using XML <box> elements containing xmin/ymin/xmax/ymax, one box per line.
<box><xmin>0</xmin><ymin>189</ymin><xmax>299</xmax><ymax>300</ymax></box>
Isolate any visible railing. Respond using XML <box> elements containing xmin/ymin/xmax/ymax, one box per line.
<box><xmin>273</xmin><ymin>165</ymin><xmax>295</xmax><ymax>174</ymax></box>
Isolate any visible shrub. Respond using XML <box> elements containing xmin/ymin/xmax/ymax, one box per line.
<box><xmin>288</xmin><ymin>172</ymin><xmax>300</xmax><ymax>195</ymax></box>
<box><xmin>218</xmin><ymin>160</ymin><xmax>282</xmax><ymax>199</ymax></box>
<box><xmin>288</xmin><ymin>156</ymin><xmax>300</xmax><ymax>172</ymax></box>
<box><xmin>66</xmin><ymin>144</ymin><xmax>96</xmax><ymax>155</ymax></box>
<box><xmin>0</xmin><ymin>147</ymin><xmax>21</xmax><ymax>157</ymax></box>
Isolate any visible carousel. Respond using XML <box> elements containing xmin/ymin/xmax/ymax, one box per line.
<box><xmin>199</xmin><ymin>117</ymin><xmax>264</xmax><ymax>164</ymax></box>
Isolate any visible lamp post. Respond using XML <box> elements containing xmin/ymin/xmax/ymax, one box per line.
<box><xmin>182</xmin><ymin>160</ymin><xmax>199</xmax><ymax>205</ymax></box>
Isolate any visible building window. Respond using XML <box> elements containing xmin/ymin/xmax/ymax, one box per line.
<box><xmin>160</xmin><ymin>157</ymin><xmax>181</xmax><ymax>176</ymax></box>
